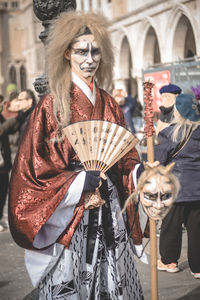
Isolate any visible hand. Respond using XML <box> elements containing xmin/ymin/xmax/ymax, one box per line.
<box><xmin>84</xmin><ymin>190</ymin><xmax>105</xmax><ymax>210</ymax></box>
<box><xmin>83</xmin><ymin>170</ymin><xmax>101</xmax><ymax>193</ymax></box>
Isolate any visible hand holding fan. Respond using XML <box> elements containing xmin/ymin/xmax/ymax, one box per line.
<box><xmin>63</xmin><ymin>120</ymin><xmax>138</xmax><ymax>171</ymax></box>
<box><xmin>63</xmin><ymin>120</ymin><xmax>139</xmax><ymax>209</ymax></box>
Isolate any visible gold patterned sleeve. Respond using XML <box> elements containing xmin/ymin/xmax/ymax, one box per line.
<box><xmin>8</xmin><ymin>95</ymin><xmax>78</xmax><ymax>250</ymax></box>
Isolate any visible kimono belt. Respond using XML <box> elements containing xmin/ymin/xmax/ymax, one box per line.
<box><xmin>69</xmin><ymin>161</ymin><xmax>116</xmax><ymax>264</ymax></box>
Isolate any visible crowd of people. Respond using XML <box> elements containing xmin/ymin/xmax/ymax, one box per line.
<box><xmin>0</xmin><ymin>85</ymin><xmax>36</xmax><ymax>232</ymax></box>
<box><xmin>0</xmin><ymin>9</ymin><xmax>200</xmax><ymax>300</ymax></box>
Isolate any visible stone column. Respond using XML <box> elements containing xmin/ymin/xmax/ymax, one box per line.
<box><xmin>32</xmin><ymin>0</ymin><xmax>76</xmax><ymax>98</ymax></box>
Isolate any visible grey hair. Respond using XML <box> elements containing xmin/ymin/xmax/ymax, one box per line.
<box><xmin>46</xmin><ymin>11</ymin><xmax>114</xmax><ymax>139</ymax></box>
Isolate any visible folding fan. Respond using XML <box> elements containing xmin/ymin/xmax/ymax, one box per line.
<box><xmin>63</xmin><ymin>120</ymin><xmax>139</xmax><ymax>173</ymax></box>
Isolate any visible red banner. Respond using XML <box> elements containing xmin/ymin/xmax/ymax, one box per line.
<box><xmin>144</xmin><ymin>70</ymin><xmax>171</xmax><ymax>112</ymax></box>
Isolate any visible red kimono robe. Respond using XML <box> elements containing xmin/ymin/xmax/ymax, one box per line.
<box><xmin>8</xmin><ymin>82</ymin><xmax>143</xmax><ymax>251</ymax></box>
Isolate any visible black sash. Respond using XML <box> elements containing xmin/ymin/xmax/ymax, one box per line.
<box><xmin>68</xmin><ymin>160</ymin><xmax>116</xmax><ymax>264</ymax></box>
<box><xmin>86</xmin><ymin>179</ymin><xmax>116</xmax><ymax>264</ymax></box>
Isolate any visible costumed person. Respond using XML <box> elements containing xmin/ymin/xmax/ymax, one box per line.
<box><xmin>155</xmin><ymin>93</ymin><xmax>200</xmax><ymax>278</ymax></box>
<box><xmin>9</xmin><ymin>12</ymin><xmax>145</xmax><ymax>299</ymax></box>
<box><xmin>155</xmin><ymin>84</ymin><xmax>182</xmax><ymax>135</ymax></box>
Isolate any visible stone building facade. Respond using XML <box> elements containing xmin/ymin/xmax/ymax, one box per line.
<box><xmin>78</xmin><ymin>0</ymin><xmax>200</xmax><ymax>104</ymax></box>
<box><xmin>0</xmin><ymin>0</ymin><xmax>200</xmax><ymax>104</ymax></box>
<box><xmin>0</xmin><ymin>0</ymin><xmax>43</xmax><ymax>97</ymax></box>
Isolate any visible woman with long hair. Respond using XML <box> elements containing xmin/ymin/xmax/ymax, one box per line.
<box><xmin>155</xmin><ymin>93</ymin><xmax>200</xmax><ymax>279</ymax></box>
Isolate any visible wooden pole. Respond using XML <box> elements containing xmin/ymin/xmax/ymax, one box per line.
<box><xmin>147</xmin><ymin>137</ymin><xmax>158</xmax><ymax>300</ymax></box>
<box><xmin>143</xmin><ymin>81</ymin><xmax>158</xmax><ymax>300</ymax></box>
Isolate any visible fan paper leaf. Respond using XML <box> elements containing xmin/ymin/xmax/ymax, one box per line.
<box><xmin>63</xmin><ymin>120</ymin><xmax>139</xmax><ymax>172</ymax></box>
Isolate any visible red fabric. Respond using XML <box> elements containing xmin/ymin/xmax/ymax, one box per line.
<box><xmin>88</xmin><ymin>80</ymin><xmax>94</xmax><ymax>92</ymax></box>
<box><xmin>58</xmin><ymin>195</ymin><xmax>85</xmax><ymax>247</ymax></box>
<box><xmin>124</xmin><ymin>170</ymin><xmax>144</xmax><ymax>245</ymax></box>
<box><xmin>9</xmin><ymin>83</ymin><xmax>141</xmax><ymax>250</ymax></box>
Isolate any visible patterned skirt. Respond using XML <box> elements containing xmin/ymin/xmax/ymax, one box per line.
<box><xmin>39</xmin><ymin>178</ymin><xmax>144</xmax><ymax>300</ymax></box>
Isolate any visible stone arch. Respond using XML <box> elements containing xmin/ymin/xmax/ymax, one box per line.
<box><xmin>119</xmin><ymin>36</ymin><xmax>131</xmax><ymax>87</ymax></box>
<box><xmin>143</xmin><ymin>26</ymin><xmax>161</xmax><ymax>68</ymax></box>
<box><xmin>172</xmin><ymin>15</ymin><xmax>196</xmax><ymax>60</ymax></box>
<box><xmin>20</xmin><ymin>65</ymin><xmax>27</xmax><ymax>90</ymax></box>
<box><xmin>9</xmin><ymin>65</ymin><xmax>17</xmax><ymax>85</ymax></box>
<box><xmin>138</xmin><ymin>17</ymin><xmax>161</xmax><ymax>69</ymax></box>
<box><xmin>120</xmin><ymin>36</ymin><xmax>137</xmax><ymax>96</ymax></box>
<box><xmin>116</xmin><ymin>32</ymin><xmax>138</xmax><ymax>96</ymax></box>
<box><xmin>167</xmin><ymin>4</ymin><xmax>199</xmax><ymax>60</ymax></box>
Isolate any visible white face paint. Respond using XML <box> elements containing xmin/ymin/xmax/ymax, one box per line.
<box><xmin>140</xmin><ymin>174</ymin><xmax>175</xmax><ymax>220</ymax></box>
<box><xmin>66</xmin><ymin>34</ymin><xmax>101</xmax><ymax>84</ymax></box>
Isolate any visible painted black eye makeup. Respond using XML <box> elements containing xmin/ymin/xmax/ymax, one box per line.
<box><xmin>144</xmin><ymin>192</ymin><xmax>158</xmax><ymax>201</ymax></box>
<box><xmin>91</xmin><ymin>48</ymin><xmax>101</xmax><ymax>56</ymax></box>
<box><xmin>161</xmin><ymin>192</ymin><xmax>172</xmax><ymax>201</ymax></box>
<box><xmin>72</xmin><ymin>48</ymin><xmax>88</xmax><ymax>56</ymax></box>
<box><xmin>72</xmin><ymin>46</ymin><xmax>101</xmax><ymax>58</ymax></box>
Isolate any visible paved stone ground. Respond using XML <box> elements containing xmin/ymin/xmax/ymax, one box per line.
<box><xmin>0</xmin><ymin>225</ymin><xmax>200</xmax><ymax>300</ymax></box>
<box><xmin>136</xmin><ymin>236</ymin><xmax>200</xmax><ymax>300</ymax></box>
<box><xmin>0</xmin><ymin>228</ymin><xmax>33</xmax><ymax>300</ymax></box>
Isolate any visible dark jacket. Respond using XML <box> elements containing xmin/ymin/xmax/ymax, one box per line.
<box><xmin>0</xmin><ymin>107</ymin><xmax>35</xmax><ymax>164</ymax></box>
<box><xmin>0</xmin><ymin>115</ymin><xmax>12</xmax><ymax>173</ymax></box>
<box><xmin>121</xmin><ymin>96</ymin><xmax>137</xmax><ymax>133</ymax></box>
<box><xmin>154</xmin><ymin>124</ymin><xmax>200</xmax><ymax>203</ymax></box>
<box><xmin>159</xmin><ymin>105</ymin><xmax>174</xmax><ymax>123</ymax></box>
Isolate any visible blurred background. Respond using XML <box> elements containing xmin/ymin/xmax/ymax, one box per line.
<box><xmin>0</xmin><ymin>0</ymin><xmax>200</xmax><ymax>117</ymax></box>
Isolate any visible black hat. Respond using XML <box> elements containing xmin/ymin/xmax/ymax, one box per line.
<box><xmin>160</xmin><ymin>84</ymin><xmax>182</xmax><ymax>95</ymax></box>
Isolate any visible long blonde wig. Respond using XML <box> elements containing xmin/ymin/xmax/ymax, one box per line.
<box><xmin>171</xmin><ymin>107</ymin><xmax>200</xmax><ymax>143</ymax></box>
<box><xmin>46</xmin><ymin>11</ymin><xmax>114</xmax><ymax>134</ymax></box>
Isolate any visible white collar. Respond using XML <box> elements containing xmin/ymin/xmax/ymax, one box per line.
<box><xmin>72</xmin><ymin>72</ymin><xmax>96</xmax><ymax>105</ymax></box>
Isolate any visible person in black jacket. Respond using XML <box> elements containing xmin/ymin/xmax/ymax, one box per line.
<box><xmin>112</xmin><ymin>88</ymin><xmax>137</xmax><ymax>133</ymax></box>
<box><xmin>0</xmin><ymin>94</ymin><xmax>4</xmax><ymax>106</ymax></box>
<box><xmin>0</xmin><ymin>89</ymin><xmax>36</xmax><ymax>231</ymax></box>
<box><xmin>0</xmin><ymin>114</ymin><xmax>12</xmax><ymax>231</ymax></box>
<box><xmin>155</xmin><ymin>93</ymin><xmax>200</xmax><ymax>279</ymax></box>
<box><xmin>4</xmin><ymin>89</ymin><xmax>36</xmax><ymax>162</ymax></box>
